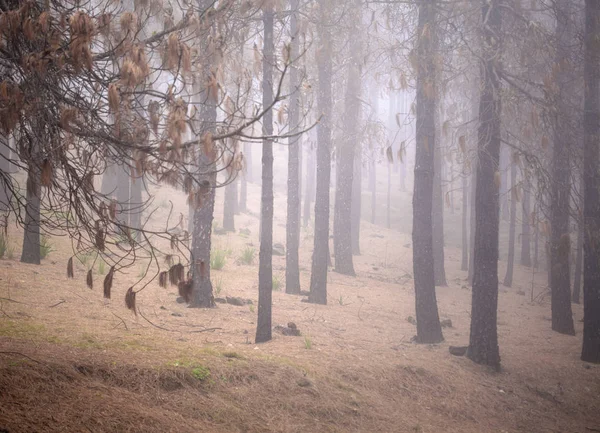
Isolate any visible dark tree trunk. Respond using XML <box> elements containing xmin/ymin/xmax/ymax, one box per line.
<box><xmin>351</xmin><ymin>147</ymin><xmax>361</xmax><ymax>255</ymax></box>
<box><xmin>21</xmin><ymin>167</ymin><xmax>41</xmax><ymax>265</ymax></box>
<box><xmin>286</xmin><ymin>0</ymin><xmax>302</xmax><ymax>294</ymax></box>
<box><xmin>256</xmin><ymin>5</ymin><xmax>274</xmax><ymax>342</ymax></box>
<box><xmin>521</xmin><ymin>183</ymin><xmax>532</xmax><ymax>266</ymax></box>
<box><xmin>223</xmin><ymin>175</ymin><xmax>236</xmax><ymax>232</ymax></box>
<box><xmin>333</xmin><ymin>2</ymin><xmax>360</xmax><ymax>276</ymax></box>
<box><xmin>581</xmin><ymin>0</ymin><xmax>600</xmax><ymax>363</ymax></box>
<box><xmin>0</xmin><ymin>134</ymin><xmax>12</xmax><ymax>212</ymax></box>
<box><xmin>499</xmin><ymin>146</ymin><xmax>509</xmax><ymax>221</ymax></box>
<box><xmin>549</xmin><ymin>0</ymin><xmax>575</xmax><ymax>336</ymax></box>
<box><xmin>239</xmin><ymin>142</ymin><xmax>249</xmax><ymax>212</ymax></box>
<box><xmin>503</xmin><ymin>159</ymin><xmax>517</xmax><ymax>287</ymax></box>
<box><xmin>412</xmin><ymin>0</ymin><xmax>443</xmax><ymax>345</ymax></box>
<box><xmin>461</xmin><ymin>174</ymin><xmax>469</xmax><ymax>271</ymax></box>
<box><xmin>468</xmin><ymin>165</ymin><xmax>477</xmax><ymax>285</ymax></box>
<box><xmin>432</xmin><ymin>138</ymin><xmax>447</xmax><ymax>286</ymax></box>
<box><xmin>467</xmin><ymin>0</ymin><xmax>502</xmax><ymax>369</ymax></box>
<box><xmin>308</xmin><ymin>0</ymin><xmax>333</xmax><ymax>305</ymax></box>
<box><xmin>573</xmin><ymin>213</ymin><xmax>583</xmax><ymax>304</ymax></box>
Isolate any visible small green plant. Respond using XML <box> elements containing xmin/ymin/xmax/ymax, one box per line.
<box><xmin>303</xmin><ymin>335</ymin><xmax>312</xmax><ymax>350</ymax></box>
<box><xmin>211</xmin><ymin>248</ymin><xmax>227</xmax><ymax>270</ymax></box>
<box><xmin>6</xmin><ymin>246</ymin><xmax>14</xmax><ymax>260</ymax></box>
<box><xmin>98</xmin><ymin>260</ymin><xmax>106</xmax><ymax>275</ymax></box>
<box><xmin>249</xmin><ymin>304</ymin><xmax>255</xmax><ymax>313</ymax></box>
<box><xmin>214</xmin><ymin>277</ymin><xmax>223</xmax><ymax>296</ymax></box>
<box><xmin>78</xmin><ymin>252</ymin><xmax>94</xmax><ymax>269</ymax></box>
<box><xmin>338</xmin><ymin>295</ymin><xmax>345</xmax><ymax>306</ymax></box>
<box><xmin>238</xmin><ymin>246</ymin><xmax>255</xmax><ymax>265</ymax></box>
<box><xmin>191</xmin><ymin>365</ymin><xmax>211</xmax><ymax>381</ymax></box>
<box><xmin>272</xmin><ymin>274</ymin><xmax>282</xmax><ymax>291</ymax></box>
<box><xmin>39</xmin><ymin>235</ymin><xmax>53</xmax><ymax>259</ymax></box>
<box><xmin>0</xmin><ymin>234</ymin><xmax>7</xmax><ymax>258</ymax></box>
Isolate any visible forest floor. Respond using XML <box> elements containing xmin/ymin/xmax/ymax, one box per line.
<box><xmin>0</xmin><ymin>179</ymin><xmax>599</xmax><ymax>433</ymax></box>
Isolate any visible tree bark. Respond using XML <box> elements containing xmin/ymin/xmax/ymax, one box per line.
<box><xmin>308</xmin><ymin>0</ymin><xmax>333</xmax><ymax>305</ymax></box>
<box><xmin>333</xmin><ymin>1</ymin><xmax>360</xmax><ymax>276</ymax></box>
<box><xmin>412</xmin><ymin>0</ymin><xmax>443</xmax><ymax>344</ymax></box>
<box><xmin>520</xmin><ymin>182</ymin><xmax>532</xmax><ymax>266</ymax></box>
<box><xmin>573</xmin><ymin>216</ymin><xmax>583</xmax><ymax>304</ymax></box>
<box><xmin>549</xmin><ymin>0</ymin><xmax>575</xmax><ymax>336</ymax></box>
<box><xmin>21</xmin><ymin>167</ymin><xmax>41</xmax><ymax>265</ymax></box>
<box><xmin>303</xmin><ymin>141</ymin><xmax>315</xmax><ymax>228</ymax></box>
<box><xmin>285</xmin><ymin>0</ymin><xmax>302</xmax><ymax>294</ymax></box>
<box><xmin>239</xmin><ymin>141</ymin><xmax>249</xmax><ymax>213</ymax></box>
<box><xmin>581</xmin><ymin>0</ymin><xmax>600</xmax><ymax>363</ymax></box>
<box><xmin>0</xmin><ymin>134</ymin><xmax>12</xmax><ymax>212</ymax></box>
<box><xmin>223</xmin><ymin>174</ymin><xmax>236</xmax><ymax>232</ymax></box>
<box><xmin>503</xmin><ymin>159</ymin><xmax>517</xmax><ymax>287</ymax></box>
<box><xmin>461</xmin><ymin>173</ymin><xmax>468</xmax><ymax>271</ymax></box>
<box><xmin>432</xmin><ymin>137</ymin><xmax>447</xmax><ymax>286</ymax></box>
<box><xmin>256</xmin><ymin>4</ymin><xmax>274</xmax><ymax>342</ymax></box>
<box><xmin>467</xmin><ymin>0</ymin><xmax>502</xmax><ymax>369</ymax></box>
<box><xmin>370</xmin><ymin>156</ymin><xmax>376</xmax><ymax>225</ymax></box>
<box><xmin>351</xmin><ymin>146</ymin><xmax>361</xmax><ymax>255</ymax></box>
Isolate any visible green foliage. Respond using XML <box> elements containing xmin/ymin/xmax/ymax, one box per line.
<box><xmin>214</xmin><ymin>277</ymin><xmax>223</xmax><ymax>296</ymax></box>
<box><xmin>0</xmin><ymin>234</ymin><xmax>6</xmax><ymax>258</ymax></box>
<box><xmin>211</xmin><ymin>248</ymin><xmax>227</xmax><ymax>270</ymax></box>
<box><xmin>98</xmin><ymin>259</ymin><xmax>106</xmax><ymax>275</ymax></box>
<box><xmin>191</xmin><ymin>365</ymin><xmax>211</xmax><ymax>381</ymax></box>
<box><xmin>303</xmin><ymin>335</ymin><xmax>312</xmax><ymax>350</ymax></box>
<box><xmin>238</xmin><ymin>246</ymin><xmax>255</xmax><ymax>265</ymax></box>
<box><xmin>249</xmin><ymin>304</ymin><xmax>255</xmax><ymax>313</ymax></box>
<box><xmin>39</xmin><ymin>235</ymin><xmax>53</xmax><ymax>259</ymax></box>
<box><xmin>272</xmin><ymin>274</ymin><xmax>282</xmax><ymax>291</ymax></box>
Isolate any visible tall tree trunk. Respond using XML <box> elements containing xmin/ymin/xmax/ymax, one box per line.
<box><xmin>581</xmin><ymin>0</ymin><xmax>600</xmax><ymax>363</ymax></box>
<box><xmin>549</xmin><ymin>0</ymin><xmax>575</xmax><ymax>336</ymax></box>
<box><xmin>412</xmin><ymin>0</ymin><xmax>443</xmax><ymax>344</ymax></box>
<box><xmin>239</xmin><ymin>141</ymin><xmax>249</xmax><ymax>212</ymax></box>
<box><xmin>520</xmin><ymin>183</ymin><xmax>532</xmax><ymax>266</ymax></box>
<box><xmin>503</xmin><ymin>159</ymin><xmax>517</xmax><ymax>287</ymax></box>
<box><xmin>432</xmin><ymin>138</ymin><xmax>447</xmax><ymax>286</ymax></box>
<box><xmin>303</xmin><ymin>142</ymin><xmax>315</xmax><ymax>228</ymax></box>
<box><xmin>21</xmin><ymin>166</ymin><xmax>41</xmax><ymax>265</ymax></box>
<box><xmin>189</xmin><ymin>0</ymin><xmax>218</xmax><ymax>309</ymax></box>
<box><xmin>573</xmin><ymin>218</ymin><xmax>583</xmax><ymax>304</ymax></box>
<box><xmin>308</xmin><ymin>0</ymin><xmax>333</xmax><ymax>305</ymax></box>
<box><xmin>499</xmin><ymin>146</ymin><xmax>509</xmax><ymax>221</ymax></box>
<box><xmin>223</xmin><ymin>174</ymin><xmax>236</xmax><ymax>232</ymax></box>
<box><xmin>461</xmin><ymin>173</ymin><xmax>469</xmax><ymax>271</ymax></box>
<box><xmin>286</xmin><ymin>0</ymin><xmax>302</xmax><ymax>294</ymax></box>
<box><xmin>256</xmin><ymin>4</ymin><xmax>274</xmax><ymax>342</ymax></box>
<box><xmin>370</xmin><ymin>156</ymin><xmax>376</xmax><ymax>225</ymax></box>
<box><xmin>351</xmin><ymin>147</ymin><xmax>361</xmax><ymax>255</ymax></box>
<box><xmin>333</xmin><ymin>1</ymin><xmax>360</xmax><ymax>276</ymax></box>
<box><xmin>467</xmin><ymin>0</ymin><xmax>502</xmax><ymax>369</ymax></box>
<box><xmin>468</xmin><ymin>164</ymin><xmax>477</xmax><ymax>284</ymax></box>
<box><xmin>0</xmin><ymin>134</ymin><xmax>12</xmax><ymax>212</ymax></box>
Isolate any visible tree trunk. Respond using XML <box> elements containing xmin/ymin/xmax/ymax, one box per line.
<box><xmin>370</xmin><ymin>156</ymin><xmax>376</xmax><ymax>225</ymax></box>
<box><xmin>549</xmin><ymin>0</ymin><xmax>575</xmax><ymax>336</ymax></box>
<box><xmin>116</xmin><ymin>163</ymin><xmax>130</xmax><ymax>230</ymax></box>
<box><xmin>0</xmin><ymin>134</ymin><xmax>12</xmax><ymax>212</ymax></box>
<box><xmin>256</xmin><ymin>5</ymin><xmax>274</xmax><ymax>342</ymax></box>
<box><xmin>239</xmin><ymin>142</ymin><xmax>249</xmax><ymax>212</ymax></box>
<box><xmin>308</xmin><ymin>0</ymin><xmax>333</xmax><ymax>305</ymax></box>
<box><xmin>461</xmin><ymin>173</ymin><xmax>468</xmax><ymax>271</ymax></box>
<box><xmin>333</xmin><ymin>2</ymin><xmax>360</xmax><ymax>276</ymax></box>
<box><xmin>499</xmin><ymin>146</ymin><xmax>509</xmax><ymax>221</ymax></box>
<box><xmin>573</xmin><ymin>217</ymin><xmax>583</xmax><ymax>304</ymax></box>
<box><xmin>303</xmin><ymin>142</ymin><xmax>315</xmax><ymax>228</ymax></box>
<box><xmin>432</xmin><ymin>137</ymin><xmax>447</xmax><ymax>286</ymax></box>
<box><xmin>21</xmin><ymin>167</ymin><xmax>41</xmax><ymax>265</ymax></box>
<box><xmin>503</xmin><ymin>159</ymin><xmax>517</xmax><ymax>287</ymax></box>
<box><xmin>581</xmin><ymin>0</ymin><xmax>600</xmax><ymax>363</ymax></box>
<box><xmin>467</xmin><ymin>0</ymin><xmax>502</xmax><ymax>369</ymax></box>
<box><xmin>351</xmin><ymin>147</ymin><xmax>361</xmax><ymax>255</ymax></box>
<box><xmin>412</xmin><ymin>0</ymin><xmax>443</xmax><ymax>345</ymax></box>
<box><xmin>468</xmin><ymin>165</ymin><xmax>477</xmax><ymax>285</ymax></box>
<box><xmin>521</xmin><ymin>182</ymin><xmax>532</xmax><ymax>266</ymax></box>
<box><xmin>285</xmin><ymin>0</ymin><xmax>302</xmax><ymax>294</ymax></box>
<box><xmin>223</xmin><ymin>175</ymin><xmax>236</xmax><ymax>232</ymax></box>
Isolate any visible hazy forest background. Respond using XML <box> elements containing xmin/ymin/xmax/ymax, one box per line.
<box><xmin>0</xmin><ymin>0</ymin><xmax>599</xmax><ymax>431</ymax></box>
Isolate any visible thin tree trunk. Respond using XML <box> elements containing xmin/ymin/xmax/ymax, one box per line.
<box><xmin>239</xmin><ymin>141</ymin><xmax>249</xmax><ymax>212</ymax></box>
<box><xmin>573</xmin><ymin>216</ymin><xmax>583</xmax><ymax>304</ymax></box>
<box><xmin>521</xmin><ymin>182</ymin><xmax>532</xmax><ymax>266</ymax></box>
<box><xmin>256</xmin><ymin>4</ymin><xmax>274</xmax><ymax>342</ymax></box>
<box><xmin>413</xmin><ymin>0</ymin><xmax>443</xmax><ymax>344</ymax></box>
<box><xmin>503</xmin><ymin>159</ymin><xmax>517</xmax><ymax>287</ymax></box>
<box><xmin>467</xmin><ymin>0</ymin><xmax>502</xmax><ymax>369</ymax></box>
<box><xmin>308</xmin><ymin>0</ymin><xmax>333</xmax><ymax>305</ymax></box>
<box><xmin>285</xmin><ymin>0</ymin><xmax>302</xmax><ymax>294</ymax></box>
<box><xmin>461</xmin><ymin>173</ymin><xmax>468</xmax><ymax>271</ymax></box>
<box><xmin>581</xmin><ymin>0</ymin><xmax>600</xmax><ymax>363</ymax></box>
<box><xmin>351</xmin><ymin>146</ymin><xmax>361</xmax><ymax>255</ymax></box>
<box><xmin>432</xmin><ymin>137</ymin><xmax>447</xmax><ymax>286</ymax></box>
<box><xmin>0</xmin><ymin>134</ymin><xmax>12</xmax><ymax>212</ymax></box>
<box><xmin>303</xmin><ymin>142</ymin><xmax>315</xmax><ymax>228</ymax></box>
<box><xmin>21</xmin><ymin>167</ymin><xmax>41</xmax><ymax>265</ymax></box>
<box><xmin>499</xmin><ymin>146</ymin><xmax>509</xmax><ymax>221</ymax></box>
<box><xmin>223</xmin><ymin>175</ymin><xmax>236</xmax><ymax>232</ymax></box>
<box><xmin>333</xmin><ymin>1</ymin><xmax>360</xmax><ymax>276</ymax></box>
<box><xmin>549</xmin><ymin>0</ymin><xmax>575</xmax><ymax>336</ymax></box>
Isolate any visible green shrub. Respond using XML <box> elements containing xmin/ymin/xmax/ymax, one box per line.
<box><xmin>238</xmin><ymin>246</ymin><xmax>255</xmax><ymax>265</ymax></box>
<box><xmin>191</xmin><ymin>365</ymin><xmax>211</xmax><ymax>381</ymax></box>
<box><xmin>272</xmin><ymin>274</ymin><xmax>282</xmax><ymax>291</ymax></box>
<box><xmin>214</xmin><ymin>277</ymin><xmax>223</xmax><ymax>296</ymax></box>
<box><xmin>211</xmin><ymin>248</ymin><xmax>227</xmax><ymax>270</ymax></box>
<box><xmin>40</xmin><ymin>235</ymin><xmax>53</xmax><ymax>259</ymax></box>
